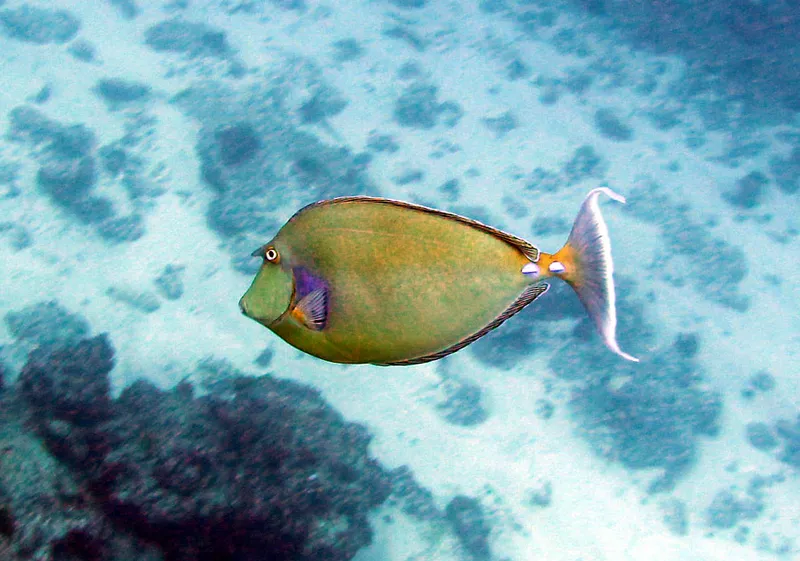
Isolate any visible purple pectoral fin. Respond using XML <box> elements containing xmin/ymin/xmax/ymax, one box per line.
<box><xmin>295</xmin><ymin>288</ymin><xmax>328</xmax><ymax>331</ymax></box>
<box><xmin>292</xmin><ymin>268</ymin><xmax>329</xmax><ymax>331</ymax></box>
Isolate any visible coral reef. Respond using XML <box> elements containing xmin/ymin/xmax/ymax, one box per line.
<box><xmin>68</xmin><ymin>39</ymin><xmax>97</xmax><ymax>63</ymax></box>
<box><xmin>548</xmin><ymin>280</ymin><xmax>720</xmax><ymax>492</ymax></box>
<box><xmin>7</xmin><ymin>333</ymin><xmax>391</xmax><ymax>561</ymax></box>
<box><xmin>92</xmin><ymin>78</ymin><xmax>152</xmax><ymax>109</ymax></box>
<box><xmin>769</xmin><ymin>147</ymin><xmax>800</xmax><ymax>194</ymax></box>
<box><xmin>562</xmin><ymin>145</ymin><xmax>606</xmax><ymax>186</ymax></box>
<box><xmin>594</xmin><ymin>108</ymin><xmax>634</xmax><ymax>141</ymax></box>
<box><xmin>330</xmin><ymin>38</ymin><xmax>364</xmax><ymax>62</ymax></box>
<box><xmin>706</xmin><ymin>488</ymin><xmax>763</xmax><ymax>529</ymax></box>
<box><xmin>626</xmin><ymin>179</ymin><xmax>751</xmax><ymax>311</ymax></box>
<box><xmin>394</xmin><ymin>82</ymin><xmax>463</xmax><ymax>129</ymax></box>
<box><xmin>723</xmin><ymin>171</ymin><xmax>769</xmax><ymax>209</ymax></box>
<box><xmin>0</xmin><ymin>5</ymin><xmax>80</xmax><ymax>44</ymax></box>
<box><xmin>5</xmin><ymin>300</ymin><xmax>90</xmax><ymax>349</ymax></box>
<box><xmin>144</xmin><ymin>19</ymin><xmax>233</xmax><ymax>59</ymax></box>
<box><xmin>6</xmin><ymin>106</ymin><xmax>145</xmax><ymax>243</ymax></box>
<box><xmin>19</xmin><ymin>335</ymin><xmax>114</xmax><ymax>426</ymax></box>
<box><xmin>153</xmin><ymin>264</ymin><xmax>186</xmax><ymax>300</ymax></box>
<box><xmin>469</xmin><ymin>282</ymin><xmax>582</xmax><ymax>370</ymax></box>
<box><xmin>576</xmin><ymin>0</ymin><xmax>800</xmax><ymax>114</ymax></box>
<box><xmin>431</xmin><ymin>370</ymin><xmax>488</xmax><ymax>427</ymax></box>
<box><xmin>172</xmin><ymin>64</ymin><xmax>379</xmax><ymax>271</ymax></box>
<box><xmin>565</xmin><ymin>331</ymin><xmax>721</xmax><ymax>492</ymax></box>
<box><xmin>108</xmin><ymin>0</ymin><xmax>139</xmax><ymax>20</ymax></box>
<box><xmin>387</xmin><ymin>466</ymin><xmax>442</xmax><ymax>522</ymax></box>
<box><xmin>445</xmin><ymin>496</ymin><xmax>492</xmax><ymax>561</ymax></box>
<box><xmin>772</xmin><ymin>414</ymin><xmax>800</xmax><ymax>469</ymax></box>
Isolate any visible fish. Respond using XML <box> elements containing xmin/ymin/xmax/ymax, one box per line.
<box><xmin>239</xmin><ymin>187</ymin><xmax>639</xmax><ymax>365</ymax></box>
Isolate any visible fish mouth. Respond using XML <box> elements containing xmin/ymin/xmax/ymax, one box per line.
<box><xmin>238</xmin><ymin>297</ymin><xmax>249</xmax><ymax>316</ymax></box>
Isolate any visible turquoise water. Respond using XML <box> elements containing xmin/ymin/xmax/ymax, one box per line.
<box><xmin>0</xmin><ymin>1</ymin><xmax>797</xmax><ymax>560</ymax></box>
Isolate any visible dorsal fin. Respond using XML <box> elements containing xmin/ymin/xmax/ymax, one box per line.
<box><xmin>290</xmin><ymin>196</ymin><xmax>540</xmax><ymax>262</ymax></box>
<box><xmin>377</xmin><ymin>283</ymin><xmax>549</xmax><ymax>366</ymax></box>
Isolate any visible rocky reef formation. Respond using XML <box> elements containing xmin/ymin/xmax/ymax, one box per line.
<box><xmin>1</xmin><ymin>331</ymin><xmax>391</xmax><ymax>560</ymax></box>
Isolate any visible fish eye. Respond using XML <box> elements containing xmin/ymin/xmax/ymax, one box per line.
<box><xmin>265</xmin><ymin>248</ymin><xmax>279</xmax><ymax>263</ymax></box>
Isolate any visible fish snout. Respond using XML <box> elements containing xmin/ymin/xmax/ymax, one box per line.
<box><xmin>238</xmin><ymin>297</ymin><xmax>249</xmax><ymax>316</ymax></box>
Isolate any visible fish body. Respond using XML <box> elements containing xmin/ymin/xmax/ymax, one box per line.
<box><xmin>240</xmin><ymin>188</ymin><xmax>638</xmax><ymax>365</ymax></box>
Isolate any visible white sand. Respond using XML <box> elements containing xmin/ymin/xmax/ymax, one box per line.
<box><xmin>1</xmin><ymin>0</ymin><xmax>797</xmax><ymax>559</ymax></box>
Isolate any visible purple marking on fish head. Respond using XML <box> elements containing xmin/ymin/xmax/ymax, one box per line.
<box><xmin>293</xmin><ymin>267</ymin><xmax>329</xmax><ymax>300</ymax></box>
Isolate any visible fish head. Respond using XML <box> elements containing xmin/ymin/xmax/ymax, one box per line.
<box><xmin>239</xmin><ymin>242</ymin><xmax>293</xmax><ymax>326</ymax></box>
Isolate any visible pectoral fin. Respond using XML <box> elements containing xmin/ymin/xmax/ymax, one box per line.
<box><xmin>290</xmin><ymin>267</ymin><xmax>329</xmax><ymax>331</ymax></box>
<box><xmin>291</xmin><ymin>288</ymin><xmax>328</xmax><ymax>331</ymax></box>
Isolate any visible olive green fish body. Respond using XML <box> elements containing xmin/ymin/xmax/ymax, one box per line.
<box><xmin>269</xmin><ymin>199</ymin><xmax>534</xmax><ymax>364</ymax></box>
<box><xmin>240</xmin><ymin>190</ymin><xmax>639</xmax><ymax>365</ymax></box>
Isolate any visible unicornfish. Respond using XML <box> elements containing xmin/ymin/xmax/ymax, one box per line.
<box><xmin>239</xmin><ymin>188</ymin><xmax>638</xmax><ymax>365</ymax></box>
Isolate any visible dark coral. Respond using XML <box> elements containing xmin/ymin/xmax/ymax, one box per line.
<box><xmin>774</xmin><ymin>414</ymin><xmax>800</xmax><ymax>469</ymax></box>
<box><xmin>144</xmin><ymin>19</ymin><xmax>233</xmax><ymax>59</ymax></box>
<box><xmin>298</xmin><ymin>87</ymin><xmax>348</xmax><ymax>124</ymax></box>
<box><xmin>562</xmin><ymin>144</ymin><xmax>606</xmax><ymax>185</ymax></box>
<box><xmin>388</xmin><ymin>466</ymin><xmax>442</xmax><ymax>522</ymax></box>
<box><xmin>469</xmin><ymin>305</ymin><xmax>544</xmax><ymax>369</ymax></box>
<box><xmin>564</xmin><ymin>332</ymin><xmax>721</xmax><ymax>492</ymax></box>
<box><xmin>482</xmin><ymin>111</ymin><xmax>517</xmax><ymax>138</ymax></box>
<box><xmin>573</xmin><ymin>0</ymin><xmax>800</xmax><ymax>115</ymax></box>
<box><xmin>745</xmin><ymin>422</ymin><xmax>778</xmax><ymax>451</ymax></box>
<box><xmin>93</xmin><ymin>78</ymin><xmax>152</xmax><ymax>107</ymax></box>
<box><xmin>741</xmin><ymin>370</ymin><xmax>775</xmax><ymax>400</ymax></box>
<box><xmin>445</xmin><ymin>496</ymin><xmax>491</xmax><ymax>561</ymax></box>
<box><xmin>68</xmin><ymin>39</ymin><xmax>97</xmax><ymax>63</ymax></box>
<box><xmin>394</xmin><ymin>82</ymin><xmax>463</xmax><ymax>129</ymax></box>
<box><xmin>331</xmin><ymin>38</ymin><xmax>363</xmax><ymax>62</ymax></box>
<box><xmin>108</xmin><ymin>0</ymin><xmax>139</xmax><ymax>20</ymax></box>
<box><xmin>173</xmin><ymin>77</ymin><xmax>377</xmax><ymax>270</ymax></box>
<box><xmin>594</xmin><ymin>108</ymin><xmax>633</xmax><ymax>141</ymax></box>
<box><xmin>19</xmin><ymin>335</ymin><xmax>114</xmax><ymax>426</ymax></box>
<box><xmin>214</xmin><ymin>123</ymin><xmax>262</xmax><ymax>167</ymax></box>
<box><xmin>723</xmin><ymin>170</ymin><xmax>769</xmax><ymax>209</ymax></box>
<box><xmin>0</xmin><ymin>5</ymin><xmax>80</xmax><ymax>44</ymax></box>
<box><xmin>626</xmin><ymin>179</ymin><xmax>750</xmax><ymax>311</ymax></box>
<box><xmin>6</xmin><ymin>106</ymin><xmax>145</xmax><ymax>242</ymax></box>
<box><xmin>1</xmin><ymin>371</ymin><xmax>160</xmax><ymax>561</ymax></box>
<box><xmin>37</xmin><ymin>156</ymin><xmax>98</xmax><ymax>205</ymax></box>
<box><xmin>706</xmin><ymin>489</ymin><xmax>763</xmax><ymax>529</ymax></box>
<box><xmin>5</xmin><ymin>300</ymin><xmax>90</xmax><ymax>349</ymax></box>
<box><xmin>153</xmin><ymin>264</ymin><xmax>186</xmax><ymax>300</ymax></box>
<box><xmin>434</xmin><ymin>375</ymin><xmax>488</xmax><ymax>427</ymax></box>
<box><xmin>8</xmin><ymin>105</ymin><xmax>96</xmax><ymax>158</ymax></box>
<box><xmin>769</xmin><ymin>147</ymin><xmax>800</xmax><ymax>194</ymax></box>
<box><xmin>18</xmin><ymin>336</ymin><xmax>390</xmax><ymax>561</ymax></box>
<box><xmin>394</xmin><ymin>83</ymin><xmax>440</xmax><ymax>129</ymax></box>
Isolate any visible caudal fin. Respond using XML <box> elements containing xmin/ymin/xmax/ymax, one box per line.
<box><xmin>552</xmin><ymin>188</ymin><xmax>639</xmax><ymax>362</ymax></box>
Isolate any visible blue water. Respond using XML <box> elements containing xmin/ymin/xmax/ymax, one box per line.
<box><xmin>0</xmin><ymin>1</ymin><xmax>797</xmax><ymax>560</ymax></box>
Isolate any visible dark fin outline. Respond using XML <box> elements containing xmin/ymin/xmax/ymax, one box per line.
<box><xmin>293</xmin><ymin>287</ymin><xmax>328</xmax><ymax>331</ymax></box>
<box><xmin>288</xmin><ymin>196</ymin><xmax>540</xmax><ymax>263</ymax></box>
<box><xmin>376</xmin><ymin>283</ymin><xmax>549</xmax><ymax>366</ymax></box>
